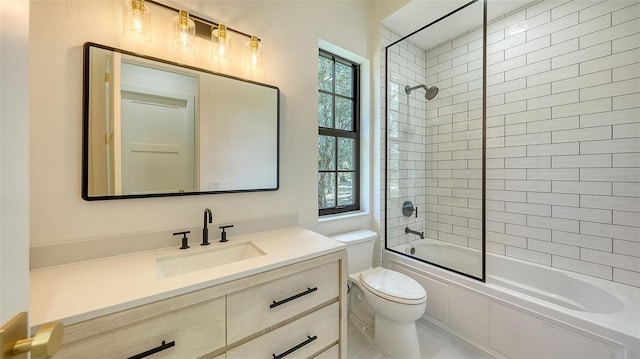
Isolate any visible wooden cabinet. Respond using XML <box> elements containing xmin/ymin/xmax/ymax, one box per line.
<box><xmin>55</xmin><ymin>295</ymin><xmax>226</xmax><ymax>359</ymax></box>
<box><xmin>57</xmin><ymin>251</ymin><xmax>346</xmax><ymax>358</ymax></box>
<box><xmin>315</xmin><ymin>345</ymin><xmax>340</xmax><ymax>358</ymax></box>
<box><xmin>227</xmin><ymin>261</ymin><xmax>339</xmax><ymax>343</ymax></box>
<box><xmin>226</xmin><ymin>303</ymin><xmax>339</xmax><ymax>359</ymax></box>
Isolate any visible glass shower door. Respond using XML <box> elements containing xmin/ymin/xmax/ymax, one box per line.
<box><xmin>384</xmin><ymin>0</ymin><xmax>485</xmax><ymax>280</ymax></box>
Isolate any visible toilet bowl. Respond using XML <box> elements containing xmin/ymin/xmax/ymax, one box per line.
<box><xmin>332</xmin><ymin>230</ymin><xmax>427</xmax><ymax>359</ymax></box>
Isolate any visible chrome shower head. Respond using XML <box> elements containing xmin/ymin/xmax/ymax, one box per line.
<box><xmin>404</xmin><ymin>84</ymin><xmax>439</xmax><ymax>100</ymax></box>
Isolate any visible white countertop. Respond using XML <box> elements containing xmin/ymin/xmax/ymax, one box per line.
<box><xmin>30</xmin><ymin>226</ymin><xmax>345</xmax><ymax>327</ymax></box>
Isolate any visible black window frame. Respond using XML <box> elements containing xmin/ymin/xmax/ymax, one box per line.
<box><xmin>318</xmin><ymin>49</ymin><xmax>360</xmax><ymax>216</ymax></box>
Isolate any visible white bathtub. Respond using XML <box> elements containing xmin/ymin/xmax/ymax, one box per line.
<box><xmin>386</xmin><ymin>242</ymin><xmax>640</xmax><ymax>359</ymax></box>
<box><xmin>402</xmin><ymin>240</ymin><xmax>483</xmax><ymax>278</ymax></box>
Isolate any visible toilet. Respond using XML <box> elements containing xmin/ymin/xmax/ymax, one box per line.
<box><xmin>332</xmin><ymin>230</ymin><xmax>427</xmax><ymax>359</ymax></box>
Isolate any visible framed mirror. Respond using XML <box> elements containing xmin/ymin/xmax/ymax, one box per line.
<box><xmin>82</xmin><ymin>42</ymin><xmax>279</xmax><ymax>200</ymax></box>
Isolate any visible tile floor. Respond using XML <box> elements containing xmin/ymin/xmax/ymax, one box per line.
<box><xmin>347</xmin><ymin>319</ymin><xmax>496</xmax><ymax>359</ymax></box>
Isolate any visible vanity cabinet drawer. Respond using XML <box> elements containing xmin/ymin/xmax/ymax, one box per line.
<box><xmin>56</xmin><ymin>296</ymin><xmax>225</xmax><ymax>359</ymax></box>
<box><xmin>226</xmin><ymin>302</ymin><xmax>339</xmax><ymax>359</ymax></box>
<box><xmin>227</xmin><ymin>261</ymin><xmax>339</xmax><ymax>343</ymax></box>
<box><xmin>314</xmin><ymin>344</ymin><xmax>339</xmax><ymax>358</ymax></box>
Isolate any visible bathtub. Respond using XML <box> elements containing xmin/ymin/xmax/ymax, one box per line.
<box><xmin>401</xmin><ymin>240</ymin><xmax>483</xmax><ymax>278</ymax></box>
<box><xmin>386</xmin><ymin>242</ymin><xmax>640</xmax><ymax>359</ymax></box>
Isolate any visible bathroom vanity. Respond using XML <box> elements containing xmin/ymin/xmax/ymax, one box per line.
<box><xmin>30</xmin><ymin>227</ymin><xmax>347</xmax><ymax>358</ymax></box>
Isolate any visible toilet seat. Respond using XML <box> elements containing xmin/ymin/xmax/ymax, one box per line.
<box><xmin>359</xmin><ymin>267</ymin><xmax>426</xmax><ymax>305</ymax></box>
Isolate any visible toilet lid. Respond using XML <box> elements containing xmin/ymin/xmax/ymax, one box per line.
<box><xmin>359</xmin><ymin>267</ymin><xmax>426</xmax><ymax>304</ymax></box>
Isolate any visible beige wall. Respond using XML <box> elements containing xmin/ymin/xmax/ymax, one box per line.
<box><xmin>29</xmin><ymin>1</ymin><xmax>404</xmax><ymax>247</ymax></box>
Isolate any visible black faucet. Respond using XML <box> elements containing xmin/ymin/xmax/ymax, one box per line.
<box><xmin>202</xmin><ymin>208</ymin><xmax>213</xmax><ymax>246</ymax></box>
<box><xmin>219</xmin><ymin>225</ymin><xmax>234</xmax><ymax>243</ymax></box>
<box><xmin>173</xmin><ymin>231</ymin><xmax>190</xmax><ymax>250</ymax></box>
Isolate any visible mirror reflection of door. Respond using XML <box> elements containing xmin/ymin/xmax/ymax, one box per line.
<box><xmin>120</xmin><ymin>92</ymin><xmax>195</xmax><ymax>194</ymax></box>
<box><xmin>118</xmin><ymin>62</ymin><xmax>197</xmax><ymax>195</ymax></box>
<box><xmin>87</xmin><ymin>49</ymin><xmax>114</xmax><ymax>196</ymax></box>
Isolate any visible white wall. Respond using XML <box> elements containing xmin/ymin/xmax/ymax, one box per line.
<box><xmin>29</xmin><ymin>1</ymin><xmax>405</xmax><ymax>247</ymax></box>
<box><xmin>1</xmin><ymin>0</ymin><xmax>30</xmax><ymax>321</ymax></box>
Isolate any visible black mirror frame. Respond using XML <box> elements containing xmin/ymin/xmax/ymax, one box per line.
<box><xmin>82</xmin><ymin>42</ymin><xmax>280</xmax><ymax>201</ymax></box>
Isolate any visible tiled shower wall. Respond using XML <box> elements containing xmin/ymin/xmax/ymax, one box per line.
<box><xmin>383</xmin><ymin>0</ymin><xmax>640</xmax><ymax>288</ymax></box>
<box><xmin>384</xmin><ymin>34</ymin><xmax>428</xmax><ymax>249</ymax></box>
<box><xmin>385</xmin><ymin>28</ymin><xmax>484</xmax><ymax>253</ymax></box>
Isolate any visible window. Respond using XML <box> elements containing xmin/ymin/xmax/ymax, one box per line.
<box><xmin>318</xmin><ymin>50</ymin><xmax>360</xmax><ymax>216</ymax></box>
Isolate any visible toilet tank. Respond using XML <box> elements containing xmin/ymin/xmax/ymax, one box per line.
<box><xmin>331</xmin><ymin>230</ymin><xmax>377</xmax><ymax>275</ymax></box>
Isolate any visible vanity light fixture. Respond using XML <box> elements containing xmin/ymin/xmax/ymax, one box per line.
<box><xmin>126</xmin><ymin>0</ymin><xmax>264</xmax><ymax>67</ymax></box>
<box><xmin>211</xmin><ymin>24</ymin><xmax>232</xmax><ymax>63</ymax></box>
<box><xmin>123</xmin><ymin>0</ymin><xmax>151</xmax><ymax>42</ymax></box>
<box><xmin>244</xmin><ymin>35</ymin><xmax>263</xmax><ymax>69</ymax></box>
<box><xmin>171</xmin><ymin>10</ymin><xmax>196</xmax><ymax>53</ymax></box>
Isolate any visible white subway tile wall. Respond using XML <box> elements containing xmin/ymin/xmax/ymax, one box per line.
<box><xmin>382</xmin><ymin>0</ymin><xmax>640</xmax><ymax>287</ymax></box>
<box><xmin>384</xmin><ymin>8</ymin><xmax>485</xmax><ymax>277</ymax></box>
<box><xmin>384</xmin><ymin>32</ymin><xmax>428</xmax><ymax>249</ymax></box>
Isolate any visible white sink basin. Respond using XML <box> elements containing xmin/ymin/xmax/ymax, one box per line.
<box><xmin>156</xmin><ymin>242</ymin><xmax>265</xmax><ymax>279</ymax></box>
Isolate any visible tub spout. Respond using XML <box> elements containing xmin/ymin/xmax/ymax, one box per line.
<box><xmin>405</xmin><ymin>226</ymin><xmax>424</xmax><ymax>239</ymax></box>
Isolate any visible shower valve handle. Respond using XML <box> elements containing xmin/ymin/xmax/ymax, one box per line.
<box><xmin>402</xmin><ymin>201</ymin><xmax>418</xmax><ymax>217</ymax></box>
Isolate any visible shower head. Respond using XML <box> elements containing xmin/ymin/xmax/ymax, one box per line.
<box><xmin>425</xmin><ymin>86</ymin><xmax>439</xmax><ymax>100</ymax></box>
<box><xmin>405</xmin><ymin>84</ymin><xmax>439</xmax><ymax>100</ymax></box>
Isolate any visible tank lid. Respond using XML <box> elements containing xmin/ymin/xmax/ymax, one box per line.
<box><xmin>330</xmin><ymin>229</ymin><xmax>377</xmax><ymax>244</ymax></box>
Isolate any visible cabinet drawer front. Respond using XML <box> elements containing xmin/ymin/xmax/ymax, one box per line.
<box><xmin>227</xmin><ymin>303</ymin><xmax>339</xmax><ymax>359</ymax></box>
<box><xmin>56</xmin><ymin>296</ymin><xmax>225</xmax><ymax>359</ymax></box>
<box><xmin>314</xmin><ymin>344</ymin><xmax>339</xmax><ymax>358</ymax></box>
<box><xmin>227</xmin><ymin>261</ymin><xmax>339</xmax><ymax>342</ymax></box>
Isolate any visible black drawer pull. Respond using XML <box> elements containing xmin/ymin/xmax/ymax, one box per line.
<box><xmin>270</xmin><ymin>287</ymin><xmax>318</xmax><ymax>309</ymax></box>
<box><xmin>127</xmin><ymin>340</ymin><xmax>175</xmax><ymax>359</ymax></box>
<box><xmin>272</xmin><ymin>335</ymin><xmax>318</xmax><ymax>359</ymax></box>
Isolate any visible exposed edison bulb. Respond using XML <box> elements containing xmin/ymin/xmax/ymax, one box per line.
<box><xmin>171</xmin><ymin>10</ymin><xmax>196</xmax><ymax>53</ymax></box>
<box><xmin>131</xmin><ymin>2</ymin><xmax>144</xmax><ymax>33</ymax></box>
<box><xmin>211</xmin><ymin>24</ymin><xmax>232</xmax><ymax>63</ymax></box>
<box><xmin>244</xmin><ymin>36</ymin><xmax>263</xmax><ymax>69</ymax></box>
<box><xmin>123</xmin><ymin>0</ymin><xmax>151</xmax><ymax>42</ymax></box>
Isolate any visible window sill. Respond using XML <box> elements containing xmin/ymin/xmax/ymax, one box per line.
<box><xmin>317</xmin><ymin>211</ymin><xmax>370</xmax><ymax>223</ymax></box>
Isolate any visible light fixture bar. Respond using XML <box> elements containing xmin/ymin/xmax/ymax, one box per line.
<box><xmin>146</xmin><ymin>0</ymin><xmax>259</xmax><ymax>42</ymax></box>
